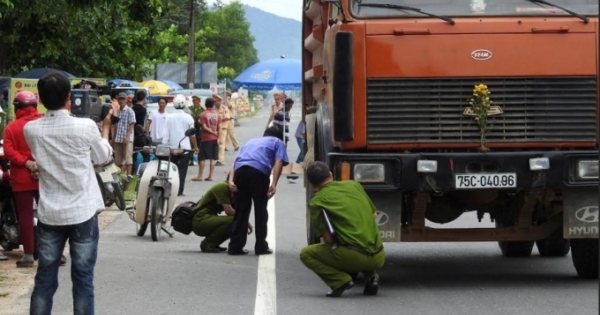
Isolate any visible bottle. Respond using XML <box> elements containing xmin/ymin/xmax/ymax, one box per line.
<box><xmin>193</xmin><ymin>153</ymin><xmax>198</xmax><ymax>165</ymax></box>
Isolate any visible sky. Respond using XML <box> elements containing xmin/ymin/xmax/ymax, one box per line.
<box><xmin>206</xmin><ymin>0</ymin><xmax>304</xmax><ymax>21</ymax></box>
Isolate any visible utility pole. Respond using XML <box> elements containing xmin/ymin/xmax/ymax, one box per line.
<box><xmin>186</xmin><ymin>0</ymin><xmax>196</xmax><ymax>89</ymax></box>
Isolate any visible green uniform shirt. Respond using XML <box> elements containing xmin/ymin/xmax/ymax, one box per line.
<box><xmin>309</xmin><ymin>181</ymin><xmax>383</xmax><ymax>253</ymax></box>
<box><xmin>193</xmin><ymin>182</ymin><xmax>232</xmax><ymax>221</ymax></box>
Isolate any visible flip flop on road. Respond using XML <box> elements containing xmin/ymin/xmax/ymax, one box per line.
<box><xmin>204</xmin><ymin>178</ymin><xmax>213</xmax><ymax>181</ymax></box>
<box><xmin>191</xmin><ymin>178</ymin><xmax>203</xmax><ymax>181</ymax></box>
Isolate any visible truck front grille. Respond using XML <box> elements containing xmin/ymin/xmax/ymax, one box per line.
<box><xmin>367</xmin><ymin>77</ymin><xmax>597</xmax><ymax>145</ymax></box>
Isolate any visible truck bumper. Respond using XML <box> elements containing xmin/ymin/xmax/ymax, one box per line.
<box><xmin>328</xmin><ymin>150</ymin><xmax>598</xmax><ymax>191</ymax></box>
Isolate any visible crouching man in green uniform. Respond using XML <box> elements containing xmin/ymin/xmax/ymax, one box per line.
<box><xmin>299</xmin><ymin>161</ymin><xmax>385</xmax><ymax>297</ymax></box>
<box><xmin>192</xmin><ymin>182</ymin><xmax>253</xmax><ymax>253</ymax></box>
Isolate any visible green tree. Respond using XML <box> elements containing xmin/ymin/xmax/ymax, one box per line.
<box><xmin>217</xmin><ymin>67</ymin><xmax>236</xmax><ymax>80</ymax></box>
<box><xmin>201</xmin><ymin>1</ymin><xmax>259</xmax><ymax>73</ymax></box>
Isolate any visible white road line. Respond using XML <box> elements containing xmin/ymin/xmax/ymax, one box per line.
<box><xmin>254</xmin><ymin>176</ymin><xmax>277</xmax><ymax>315</ymax></box>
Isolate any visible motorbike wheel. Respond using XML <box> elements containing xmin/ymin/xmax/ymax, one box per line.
<box><xmin>136</xmin><ymin>196</ymin><xmax>150</xmax><ymax>237</ymax></box>
<box><xmin>150</xmin><ymin>190</ymin><xmax>164</xmax><ymax>242</ymax></box>
<box><xmin>113</xmin><ymin>183</ymin><xmax>126</xmax><ymax>211</ymax></box>
<box><xmin>96</xmin><ymin>174</ymin><xmax>108</xmax><ymax>206</ymax></box>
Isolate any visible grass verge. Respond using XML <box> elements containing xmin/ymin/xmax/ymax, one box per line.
<box><xmin>124</xmin><ymin>175</ymin><xmax>138</xmax><ymax>201</ymax></box>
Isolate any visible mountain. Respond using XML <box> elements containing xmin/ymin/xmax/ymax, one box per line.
<box><xmin>243</xmin><ymin>5</ymin><xmax>302</xmax><ymax>61</ymax></box>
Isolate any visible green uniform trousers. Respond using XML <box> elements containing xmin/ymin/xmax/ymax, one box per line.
<box><xmin>192</xmin><ymin>215</ymin><xmax>234</xmax><ymax>247</ymax></box>
<box><xmin>299</xmin><ymin>243</ymin><xmax>386</xmax><ymax>290</ymax></box>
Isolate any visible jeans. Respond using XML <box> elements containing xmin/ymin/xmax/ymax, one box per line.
<box><xmin>295</xmin><ymin>136</ymin><xmax>305</xmax><ymax>163</ymax></box>
<box><xmin>30</xmin><ymin>215</ymin><xmax>99</xmax><ymax>315</ymax></box>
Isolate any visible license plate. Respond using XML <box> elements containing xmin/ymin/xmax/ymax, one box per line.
<box><xmin>455</xmin><ymin>173</ymin><xmax>517</xmax><ymax>189</ymax></box>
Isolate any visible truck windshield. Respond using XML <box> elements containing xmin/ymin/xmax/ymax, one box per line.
<box><xmin>350</xmin><ymin>0</ymin><xmax>598</xmax><ymax>18</ymax></box>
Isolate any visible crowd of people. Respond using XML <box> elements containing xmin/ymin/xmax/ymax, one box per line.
<box><xmin>0</xmin><ymin>71</ymin><xmax>386</xmax><ymax>314</ymax></box>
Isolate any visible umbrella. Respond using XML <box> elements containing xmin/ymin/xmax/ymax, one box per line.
<box><xmin>140</xmin><ymin>80</ymin><xmax>171</xmax><ymax>95</ymax></box>
<box><xmin>107</xmin><ymin>79</ymin><xmax>140</xmax><ymax>88</ymax></box>
<box><xmin>14</xmin><ymin>68</ymin><xmax>75</xmax><ymax>79</ymax></box>
<box><xmin>161</xmin><ymin>80</ymin><xmax>183</xmax><ymax>91</ymax></box>
<box><xmin>232</xmin><ymin>58</ymin><xmax>301</xmax><ymax>91</ymax></box>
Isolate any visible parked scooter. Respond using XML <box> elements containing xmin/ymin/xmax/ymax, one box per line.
<box><xmin>0</xmin><ymin>139</ymin><xmax>39</xmax><ymax>259</ymax></box>
<box><xmin>126</xmin><ymin>128</ymin><xmax>196</xmax><ymax>241</ymax></box>
<box><xmin>95</xmin><ymin>159</ymin><xmax>127</xmax><ymax>211</ymax></box>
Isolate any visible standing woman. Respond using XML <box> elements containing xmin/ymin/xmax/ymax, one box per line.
<box><xmin>3</xmin><ymin>91</ymin><xmax>40</xmax><ymax>268</ymax></box>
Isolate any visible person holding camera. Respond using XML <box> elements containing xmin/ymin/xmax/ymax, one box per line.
<box><xmin>23</xmin><ymin>71</ymin><xmax>114</xmax><ymax>315</ymax></box>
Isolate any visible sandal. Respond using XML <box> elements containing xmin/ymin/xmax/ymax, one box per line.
<box><xmin>191</xmin><ymin>178</ymin><xmax>203</xmax><ymax>181</ymax></box>
<box><xmin>204</xmin><ymin>178</ymin><xmax>213</xmax><ymax>181</ymax></box>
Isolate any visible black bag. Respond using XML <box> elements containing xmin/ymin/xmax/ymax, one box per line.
<box><xmin>171</xmin><ymin>201</ymin><xmax>198</xmax><ymax>235</ymax></box>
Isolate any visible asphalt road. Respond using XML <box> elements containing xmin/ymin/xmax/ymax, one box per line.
<box><xmin>12</xmin><ymin>105</ymin><xmax>598</xmax><ymax>315</ymax></box>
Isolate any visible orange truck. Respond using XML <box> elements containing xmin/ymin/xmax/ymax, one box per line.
<box><xmin>302</xmin><ymin>0</ymin><xmax>598</xmax><ymax>279</ymax></box>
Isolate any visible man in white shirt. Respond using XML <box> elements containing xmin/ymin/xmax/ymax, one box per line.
<box><xmin>23</xmin><ymin>71</ymin><xmax>113</xmax><ymax>315</ymax></box>
<box><xmin>163</xmin><ymin>94</ymin><xmax>199</xmax><ymax>196</ymax></box>
<box><xmin>146</xmin><ymin>96</ymin><xmax>168</xmax><ymax>142</ymax></box>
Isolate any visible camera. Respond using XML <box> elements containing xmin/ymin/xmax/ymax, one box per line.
<box><xmin>71</xmin><ymin>81</ymin><xmax>119</xmax><ymax>124</ymax></box>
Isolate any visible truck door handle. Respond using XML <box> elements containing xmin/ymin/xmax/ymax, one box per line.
<box><xmin>531</xmin><ymin>27</ymin><xmax>569</xmax><ymax>33</ymax></box>
<box><xmin>393</xmin><ymin>28</ymin><xmax>431</xmax><ymax>35</ymax></box>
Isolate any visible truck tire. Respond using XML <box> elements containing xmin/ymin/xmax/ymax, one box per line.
<box><xmin>570</xmin><ymin>239</ymin><xmax>598</xmax><ymax>279</ymax></box>
<box><xmin>498</xmin><ymin>241</ymin><xmax>534</xmax><ymax>257</ymax></box>
<box><xmin>536</xmin><ymin>232</ymin><xmax>570</xmax><ymax>257</ymax></box>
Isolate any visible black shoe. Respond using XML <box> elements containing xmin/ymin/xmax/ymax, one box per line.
<box><xmin>349</xmin><ymin>272</ymin><xmax>364</xmax><ymax>282</ymax></box>
<box><xmin>363</xmin><ymin>277</ymin><xmax>379</xmax><ymax>296</ymax></box>
<box><xmin>200</xmin><ymin>244</ymin><xmax>220</xmax><ymax>253</ymax></box>
<box><xmin>326</xmin><ymin>281</ymin><xmax>354</xmax><ymax>297</ymax></box>
<box><xmin>228</xmin><ymin>249</ymin><xmax>249</xmax><ymax>256</ymax></box>
<box><xmin>255</xmin><ymin>248</ymin><xmax>273</xmax><ymax>255</ymax></box>
<box><xmin>216</xmin><ymin>162</ymin><xmax>224</xmax><ymax>166</ymax></box>
<box><xmin>234</xmin><ymin>147</ymin><xmax>240</xmax><ymax>151</ymax></box>
<box><xmin>219</xmin><ymin>246</ymin><xmax>227</xmax><ymax>252</ymax></box>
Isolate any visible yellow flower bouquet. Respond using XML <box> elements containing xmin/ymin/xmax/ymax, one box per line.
<box><xmin>468</xmin><ymin>83</ymin><xmax>493</xmax><ymax>152</ymax></box>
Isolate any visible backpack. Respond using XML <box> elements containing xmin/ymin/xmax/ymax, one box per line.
<box><xmin>171</xmin><ymin>201</ymin><xmax>198</xmax><ymax>235</ymax></box>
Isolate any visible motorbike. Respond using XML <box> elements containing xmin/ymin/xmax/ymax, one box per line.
<box><xmin>0</xmin><ymin>139</ymin><xmax>39</xmax><ymax>258</ymax></box>
<box><xmin>126</xmin><ymin>128</ymin><xmax>196</xmax><ymax>241</ymax></box>
<box><xmin>94</xmin><ymin>159</ymin><xmax>127</xmax><ymax>211</ymax></box>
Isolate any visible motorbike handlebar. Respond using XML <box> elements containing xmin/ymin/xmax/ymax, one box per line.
<box><xmin>133</xmin><ymin>146</ymin><xmax>196</xmax><ymax>156</ymax></box>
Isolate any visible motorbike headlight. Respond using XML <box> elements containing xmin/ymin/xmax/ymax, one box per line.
<box><xmin>155</xmin><ymin>145</ymin><xmax>171</xmax><ymax>157</ymax></box>
<box><xmin>353</xmin><ymin>163</ymin><xmax>385</xmax><ymax>183</ymax></box>
<box><xmin>577</xmin><ymin>160</ymin><xmax>598</xmax><ymax>179</ymax></box>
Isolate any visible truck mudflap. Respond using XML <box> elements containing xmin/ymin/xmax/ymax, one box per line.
<box><xmin>369</xmin><ymin>191</ymin><xmax>403</xmax><ymax>242</ymax></box>
<box><xmin>563</xmin><ymin>187</ymin><xmax>599</xmax><ymax>239</ymax></box>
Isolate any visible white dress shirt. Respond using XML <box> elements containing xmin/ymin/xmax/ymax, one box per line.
<box><xmin>24</xmin><ymin>110</ymin><xmax>113</xmax><ymax>226</ymax></box>
<box><xmin>162</xmin><ymin>109</ymin><xmax>194</xmax><ymax>150</ymax></box>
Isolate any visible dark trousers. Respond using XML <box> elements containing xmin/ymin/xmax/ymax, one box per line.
<box><xmin>170</xmin><ymin>152</ymin><xmax>191</xmax><ymax>195</ymax></box>
<box><xmin>229</xmin><ymin>166</ymin><xmax>270</xmax><ymax>252</ymax></box>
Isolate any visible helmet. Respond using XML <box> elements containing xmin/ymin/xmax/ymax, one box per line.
<box><xmin>13</xmin><ymin>91</ymin><xmax>38</xmax><ymax>109</ymax></box>
<box><xmin>173</xmin><ymin>94</ymin><xmax>186</xmax><ymax>109</ymax></box>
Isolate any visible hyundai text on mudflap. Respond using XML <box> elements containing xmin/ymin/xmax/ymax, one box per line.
<box><xmin>302</xmin><ymin>0</ymin><xmax>599</xmax><ymax>278</ymax></box>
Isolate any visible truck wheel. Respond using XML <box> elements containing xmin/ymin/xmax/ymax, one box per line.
<box><xmin>570</xmin><ymin>239</ymin><xmax>598</xmax><ymax>279</ymax></box>
<box><xmin>498</xmin><ymin>241</ymin><xmax>534</xmax><ymax>257</ymax></box>
<box><xmin>536</xmin><ymin>231</ymin><xmax>570</xmax><ymax>257</ymax></box>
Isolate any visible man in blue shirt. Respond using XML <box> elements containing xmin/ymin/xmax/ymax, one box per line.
<box><xmin>227</xmin><ymin>126</ymin><xmax>289</xmax><ymax>255</ymax></box>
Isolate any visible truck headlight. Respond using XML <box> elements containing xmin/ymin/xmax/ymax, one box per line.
<box><xmin>577</xmin><ymin>160</ymin><xmax>598</xmax><ymax>179</ymax></box>
<box><xmin>353</xmin><ymin>163</ymin><xmax>385</xmax><ymax>183</ymax></box>
<box><xmin>155</xmin><ymin>145</ymin><xmax>171</xmax><ymax>157</ymax></box>
<box><xmin>417</xmin><ymin>160</ymin><xmax>437</xmax><ymax>173</ymax></box>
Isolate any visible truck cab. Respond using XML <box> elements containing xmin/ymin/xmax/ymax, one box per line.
<box><xmin>302</xmin><ymin>0</ymin><xmax>598</xmax><ymax>278</ymax></box>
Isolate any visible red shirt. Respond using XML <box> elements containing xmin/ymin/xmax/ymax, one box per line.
<box><xmin>3</xmin><ymin>106</ymin><xmax>40</xmax><ymax>192</ymax></box>
<box><xmin>200</xmin><ymin>109</ymin><xmax>220</xmax><ymax>142</ymax></box>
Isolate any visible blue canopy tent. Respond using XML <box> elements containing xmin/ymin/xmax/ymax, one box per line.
<box><xmin>14</xmin><ymin>68</ymin><xmax>75</xmax><ymax>79</ymax></box>
<box><xmin>232</xmin><ymin>58</ymin><xmax>301</xmax><ymax>91</ymax></box>
<box><xmin>107</xmin><ymin>79</ymin><xmax>140</xmax><ymax>88</ymax></box>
